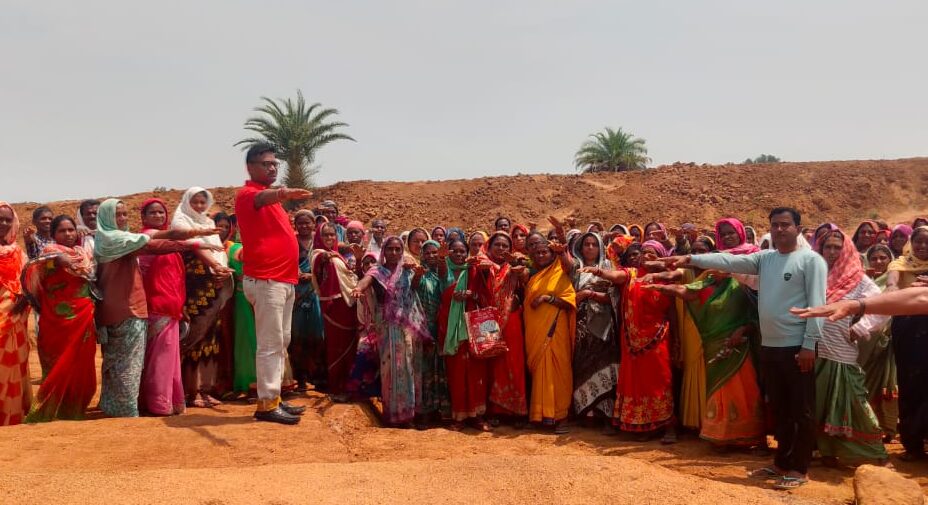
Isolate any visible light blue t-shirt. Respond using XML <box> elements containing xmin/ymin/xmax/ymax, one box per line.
<box><xmin>689</xmin><ymin>248</ymin><xmax>827</xmax><ymax>350</ymax></box>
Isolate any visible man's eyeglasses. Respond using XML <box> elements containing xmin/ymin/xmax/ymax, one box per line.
<box><xmin>252</xmin><ymin>160</ymin><xmax>280</xmax><ymax>169</ymax></box>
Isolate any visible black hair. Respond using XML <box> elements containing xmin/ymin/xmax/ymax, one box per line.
<box><xmin>213</xmin><ymin>211</ymin><xmax>232</xmax><ymax>225</ymax></box>
<box><xmin>488</xmin><ymin>232</ymin><xmax>513</xmax><ymax>249</ymax></box>
<box><xmin>768</xmin><ymin>207</ymin><xmax>801</xmax><ymax>226</ymax></box>
<box><xmin>245</xmin><ymin>142</ymin><xmax>276</xmax><ymax>164</ymax></box>
<box><xmin>32</xmin><ymin>206</ymin><xmax>52</xmax><ymax>223</ymax></box>
<box><xmin>448</xmin><ymin>238</ymin><xmax>467</xmax><ymax>251</ymax></box>
<box><xmin>50</xmin><ymin>215</ymin><xmax>76</xmax><ymax>236</ymax></box>
<box><xmin>494</xmin><ymin>216</ymin><xmax>510</xmax><ymax>228</ymax></box>
<box><xmin>79</xmin><ymin>199</ymin><xmax>100</xmax><ymax>216</ymax></box>
<box><xmin>913</xmin><ymin>218</ymin><xmax>928</xmax><ymax>228</ymax></box>
<box><xmin>867</xmin><ymin>244</ymin><xmax>894</xmax><ymax>261</ymax></box>
<box><xmin>621</xmin><ymin>243</ymin><xmax>643</xmax><ymax>267</ymax></box>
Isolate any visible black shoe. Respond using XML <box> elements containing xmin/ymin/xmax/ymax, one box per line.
<box><xmin>280</xmin><ymin>401</ymin><xmax>306</xmax><ymax>416</ymax></box>
<box><xmin>254</xmin><ymin>407</ymin><xmax>301</xmax><ymax>425</ymax></box>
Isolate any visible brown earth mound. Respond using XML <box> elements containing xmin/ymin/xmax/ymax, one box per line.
<box><xmin>12</xmin><ymin>158</ymin><xmax>928</xmax><ymax>234</ymax></box>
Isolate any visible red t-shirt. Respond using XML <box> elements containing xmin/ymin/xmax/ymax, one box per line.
<box><xmin>235</xmin><ymin>181</ymin><xmax>298</xmax><ymax>284</ymax></box>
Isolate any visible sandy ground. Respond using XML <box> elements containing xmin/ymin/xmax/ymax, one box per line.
<box><xmin>2</xmin><ymin>351</ymin><xmax>926</xmax><ymax>505</ymax></box>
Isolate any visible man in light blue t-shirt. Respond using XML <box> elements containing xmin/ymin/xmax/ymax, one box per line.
<box><xmin>662</xmin><ymin>207</ymin><xmax>826</xmax><ymax>490</ymax></box>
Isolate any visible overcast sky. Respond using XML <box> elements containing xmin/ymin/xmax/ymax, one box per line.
<box><xmin>2</xmin><ymin>0</ymin><xmax>926</xmax><ymax>203</ymax></box>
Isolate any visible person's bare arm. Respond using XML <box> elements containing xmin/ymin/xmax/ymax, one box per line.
<box><xmin>579</xmin><ymin>266</ymin><xmax>629</xmax><ymax>285</ymax></box>
<box><xmin>149</xmin><ymin>228</ymin><xmax>220</xmax><ymax>241</ymax></box>
<box><xmin>254</xmin><ymin>187</ymin><xmax>313</xmax><ymax>209</ymax></box>
<box><xmin>791</xmin><ymin>287</ymin><xmax>928</xmax><ymax>320</ymax></box>
<box><xmin>350</xmin><ymin>274</ymin><xmax>375</xmax><ymax>298</ymax></box>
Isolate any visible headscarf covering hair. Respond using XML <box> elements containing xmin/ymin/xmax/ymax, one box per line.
<box><xmin>744</xmin><ymin>226</ymin><xmax>758</xmax><ymax>246</ymax></box>
<box><xmin>313</xmin><ymin>222</ymin><xmax>343</xmax><ymax>255</ymax></box>
<box><xmin>572</xmin><ymin>232</ymin><xmax>607</xmax><ymax>264</ymax></box>
<box><xmin>347</xmin><ymin>220</ymin><xmax>366</xmax><ymax>240</ymax></box>
<box><xmin>430</xmin><ymin>226</ymin><xmax>446</xmax><ymax>238</ymax></box>
<box><xmin>876</xmin><ymin>229</ymin><xmax>891</xmax><ymax>243</ymax></box>
<box><xmin>888</xmin><ymin>226</ymin><xmax>928</xmax><ymax>273</ymax></box>
<box><xmin>641</xmin><ymin>239</ymin><xmax>670</xmax><ymax>258</ymax></box>
<box><xmin>851</xmin><ymin>220</ymin><xmax>880</xmax><ymax>249</ymax></box>
<box><xmin>422</xmin><ymin>239</ymin><xmax>440</xmax><ymax>251</ymax></box>
<box><xmin>445</xmin><ymin>227</ymin><xmax>465</xmax><ymax>244</ymax></box>
<box><xmin>693</xmin><ymin>235</ymin><xmax>716</xmax><ymax>251</ymax></box>
<box><xmin>94</xmin><ymin>199</ymin><xmax>151</xmax><ymax>264</ymax></box>
<box><xmin>469</xmin><ymin>230</ymin><xmax>488</xmax><ymax>243</ymax></box>
<box><xmin>609</xmin><ymin>224</ymin><xmax>629</xmax><ymax>235</ymax></box>
<box><xmin>0</xmin><ymin>201</ymin><xmax>21</xmax><ymax>248</ymax></box>
<box><xmin>171</xmin><ymin>187</ymin><xmax>226</xmax><ymax>266</ymax></box>
<box><xmin>867</xmin><ymin>244</ymin><xmax>894</xmax><ymax>261</ymax></box>
<box><xmin>510</xmin><ymin>223</ymin><xmax>529</xmax><ymax>236</ymax></box>
<box><xmin>628</xmin><ymin>224</ymin><xmax>644</xmax><ymax>243</ymax></box>
<box><xmin>811</xmin><ymin>223</ymin><xmax>838</xmax><ymax>250</ymax></box>
<box><xmin>605</xmin><ymin>234</ymin><xmax>634</xmax><ymax>265</ymax></box>
<box><xmin>140</xmin><ymin>198</ymin><xmax>169</xmax><ymax>231</ymax></box>
<box><xmin>643</xmin><ymin>221</ymin><xmax>668</xmax><ymax>240</ymax></box>
<box><xmin>379</xmin><ymin>236</ymin><xmax>405</xmax><ymax>265</ymax></box>
<box><xmin>759</xmin><ymin>233</ymin><xmax>772</xmax><ymax>249</ymax></box>
<box><xmin>892</xmin><ymin>224</ymin><xmax>913</xmax><ymax>241</ymax></box>
<box><xmin>586</xmin><ymin>221</ymin><xmax>605</xmax><ymax>234</ymax></box>
<box><xmin>714</xmin><ymin>218</ymin><xmax>760</xmax><ymax>255</ymax></box>
<box><xmin>816</xmin><ymin>228</ymin><xmax>865</xmax><ymax>304</ymax></box>
<box><xmin>406</xmin><ymin>227</ymin><xmax>428</xmax><ymax>245</ymax></box>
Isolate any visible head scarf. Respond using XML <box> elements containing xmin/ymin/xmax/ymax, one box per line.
<box><xmin>140</xmin><ymin>198</ymin><xmax>169</xmax><ymax>231</ymax></box>
<box><xmin>605</xmin><ymin>234</ymin><xmax>634</xmax><ymax>265</ymax></box>
<box><xmin>586</xmin><ymin>221</ymin><xmax>605</xmax><ymax>234</ymax></box>
<box><xmin>347</xmin><ymin>220</ymin><xmax>366</xmax><ymax>241</ymax></box>
<box><xmin>378</xmin><ymin>236</ymin><xmax>406</xmax><ymax>265</ymax></box>
<box><xmin>406</xmin><ymin>227</ymin><xmax>428</xmax><ymax>247</ymax></box>
<box><xmin>609</xmin><ymin>224</ymin><xmax>629</xmax><ymax>235</ymax></box>
<box><xmin>891</xmin><ymin>224</ymin><xmax>913</xmax><ymax>243</ymax></box>
<box><xmin>445</xmin><ymin>227</ymin><xmax>465</xmax><ymax>244</ymax></box>
<box><xmin>744</xmin><ymin>226</ymin><xmax>759</xmax><ymax>246</ymax></box>
<box><xmin>714</xmin><ymin>218</ymin><xmax>760</xmax><ymax>255</ymax></box>
<box><xmin>313</xmin><ymin>222</ymin><xmax>342</xmax><ymax>255</ymax></box>
<box><xmin>643</xmin><ymin>222</ymin><xmax>668</xmax><ymax>241</ymax></box>
<box><xmin>852</xmin><ymin>220</ymin><xmax>880</xmax><ymax>250</ymax></box>
<box><xmin>641</xmin><ymin>239</ymin><xmax>670</xmax><ymax>258</ymax></box>
<box><xmin>0</xmin><ymin>202</ymin><xmax>24</xmax><ymax>294</ymax></box>
<box><xmin>94</xmin><ymin>199</ymin><xmax>151</xmax><ymax>264</ymax></box>
<box><xmin>430</xmin><ymin>226</ymin><xmax>446</xmax><ymax>239</ymax></box>
<box><xmin>628</xmin><ymin>224</ymin><xmax>644</xmax><ymax>242</ymax></box>
<box><xmin>171</xmin><ymin>187</ymin><xmax>226</xmax><ymax>266</ymax></box>
<box><xmin>759</xmin><ymin>233</ymin><xmax>772</xmax><ymax>249</ymax></box>
<box><xmin>422</xmin><ymin>239</ymin><xmax>440</xmax><ymax>254</ymax></box>
<box><xmin>693</xmin><ymin>235</ymin><xmax>716</xmax><ymax>251</ymax></box>
<box><xmin>888</xmin><ymin>226</ymin><xmax>928</xmax><ymax>273</ymax></box>
<box><xmin>814</xmin><ymin>228</ymin><xmax>864</xmax><ymax>303</ymax></box>
<box><xmin>867</xmin><ymin>244</ymin><xmax>894</xmax><ymax>262</ymax></box>
<box><xmin>811</xmin><ymin>223</ymin><xmax>837</xmax><ymax>250</ymax></box>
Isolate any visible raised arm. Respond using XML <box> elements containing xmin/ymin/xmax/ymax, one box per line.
<box><xmin>792</xmin><ymin>287</ymin><xmax>928</xmax><ymax>320</ymax></box>
<box><xmin>254</xmin><ymin>187</ymin><xmax>313</xmax><ymax>210</ymax></box>
<box><xmin>350</xmin><ymin>274</ymin><xmax>375</xmax><ymax>299</ymax></box>
<box><xmin>663</xmin><ymin>252</ymin><xmax>762</xmax><ymax>275</ymax></box>
<box><xmin>579</xmin><ymin>265</ymin><xmax>629</xmax><ymax>286</ymax></box>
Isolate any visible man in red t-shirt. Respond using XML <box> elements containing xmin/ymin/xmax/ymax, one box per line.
<box><xmin>235</xmin><ymin>142</ymin><xmax>313</xmax><ymax>425</ymax></box>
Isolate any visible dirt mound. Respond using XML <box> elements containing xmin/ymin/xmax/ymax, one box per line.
<box><xmin>11</xmin><ymin>158</ymin><xmax>928</xmax><ymax>234</ymax></box>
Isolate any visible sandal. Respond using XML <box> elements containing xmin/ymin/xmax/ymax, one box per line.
<box><xmin>748</xmin><ymin>467</ymin><xmax>784</xmax><ymax>479</ymax></box>
<box><xmin>554</xmin><ymin>421</ymin><xmax>569</xmax><ymax>435</ymax></box>
<box><xmin>773</xmin><ymin>476</ymin><xmax>808</xmax><ymax>490</ymax></box>
<box><xmin>203</xmin><ymin>394</ymin><xmax>223</xmax><ymax>407</ymax></box>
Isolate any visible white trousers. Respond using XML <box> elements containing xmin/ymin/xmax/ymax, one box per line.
<box><xmin>243</xmin><ymin>276</ymin><xmax>295</xmax><ymax>410</ymax></box>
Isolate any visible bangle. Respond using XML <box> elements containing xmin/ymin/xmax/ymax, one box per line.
<box><xmin>547</xmin><ymin>295</ymin><xmax>555</xmax><ymax>304</ymax></box>
<box><xmin>856</xmin><ymin>299</ymin><xmax>866</xmax><ymax>316</ymax></box>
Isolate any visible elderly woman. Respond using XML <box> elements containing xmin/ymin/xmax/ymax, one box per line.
<box><xmin>171</xmin><ymin>187</ymin><xmax>234</xmax><ymax>408</ymax></box>
<box><xmin>351</xmin><ymin>236</ymin><xmax>431</xmax><ymax>426</ymax></box>
<box><xmin>813</xmin><ymin>227</ymin><xmax>889</xmax><ymax>466</ymax></box>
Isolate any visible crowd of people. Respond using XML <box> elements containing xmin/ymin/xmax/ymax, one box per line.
<box><xmin>2</xmin><ymin>143</ymin><xmax>928</xmax><ymax>491</ymax></box>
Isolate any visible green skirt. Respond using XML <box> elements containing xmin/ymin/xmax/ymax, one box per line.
<box><xmin>815</xmin><ymin>358</ymin><xmax>887</xmax><ymax>461</ymax></box>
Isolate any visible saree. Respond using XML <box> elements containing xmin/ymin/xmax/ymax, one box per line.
<box><xmin>180</xmin><ymin>252</ymin><xmax>232</xmax><ymax>398</ymax></box>
<box><xmin>138</xmin><ymin>218</ymin><xmax>187</xmax><ymax>416</ymax></box>
<box><xmin>416</xmin><ymin>268</ymin><xmax>450</xmax><ymax>417</ymax></box>
<box><xmin>0</xmin><ymin>202</ymin><xmax>31</xmax><ymax>426</ymax></box>
<box><xmin>368</xmin><ymin>263</ymin><xmax>431</xmax><ymax>424</ymax></box>
<box><xmin>857</xmin><ymin>273</ymin><xmax>897</xmax><ymax>437</ymax></box>
<box><xmin>311</xmin><ymin>226</ymin><xmax>359</xmax><ymax>396</ymax></box>
<box><xmin>438</xmin><ymin>261</ymin><xmax>489</xmax><ymax>421</ymax></box>
<box><xmin>22</xmin><ymin>249</ymin><xmax>97</xmax><ymax>422</ymax></box>
<box><xmin>228</xmin><ymin>243</ymin><xmax>257</xmax><ymax>393</ymax></box>
<box><xmin>481</xmin><ymin>250</ymin><xmax>528</xmax><ymax>417</ymax></box>
<box><xmin>291</xmin><ymin>242</ymin><xmax>326</xmax><ymax>389</ymax></box>
<box><xmin>99</xmin><ymin>317</ymin><xmax>148</xmax><ymax>417</ymax></box>
<box><xmin>570</xmin><ymin>234</ymin><xmax>618</xmax><ymax>418</ymax></box>
<box><xmin>523</xmin><ymin>260</ymin><xmax>576</xmax><ymax>424</ymax></box>
<box><xmin>614</xmin><ymin>268</ymin><xmax>675</xmax><ymax>432</ymax></box>
<box><xmin>684</xmin><ymin>274</ymin><xmax>765</xmax><ymax>445</ymax></box>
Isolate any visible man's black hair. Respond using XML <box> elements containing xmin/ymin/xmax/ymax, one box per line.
<box><xmin>245</xmin><ymin>142</ymin><xmax>276</xmax><ymax>164</ymax></box>
<box><xmin>494</xmin><ymin>216</ymin><xmax>510</xmax><ymax>227</ymax></box>
<box><xmin>768</xmin><ymin>207</ymin><xmax>801</xmax><ymax>226</ymax></box>
<box><xmin>78</xmin><ymin>199</ymin><xmax>100</xmax><ymax>216</ymax></box>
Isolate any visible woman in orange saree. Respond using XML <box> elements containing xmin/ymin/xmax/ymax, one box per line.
<box><xmin>523</xmin><ymin>231</ymin><xmax>576</xmax><ymax>434</ymax></box>
<box><xmin>23</xmin><ymin>216</ymin><xmax>98</xmax><ymax>422</ymax></box>
<box><xmin>0</xmin><ymin>202</ymin><xmax>31</xmax><ymax>426</ymax></box>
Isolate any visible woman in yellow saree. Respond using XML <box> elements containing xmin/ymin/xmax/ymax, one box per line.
<box><xmin>523</xmin><ymin>231</ymin><xmax>576</xmax><ymax>434</ymax></box>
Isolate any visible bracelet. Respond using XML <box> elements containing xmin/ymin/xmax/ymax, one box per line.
<box><xmin>856</xmin><ymin>298</ymin><xmax>866</xmax><ymax>316</ymax></box>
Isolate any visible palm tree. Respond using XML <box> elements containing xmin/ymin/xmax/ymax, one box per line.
<box><xmin>235</xmin><ymin>90</ymin><xmax>355</xmax><ymax>189</ymax></box>
<box><xmin>574</xmin><ymin>127</ymin><xmax>650</xmax><ymax>173</ymax></box>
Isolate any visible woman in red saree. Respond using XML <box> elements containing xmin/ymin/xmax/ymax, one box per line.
<box><xmin>23</xmin><ymin>215</ymin><xmax>97</xmax><ymax>422</ymax></box>
<box><xmin>478</xmin><ymin>232</ymin><xmax>528</xmax><ymax>423</ymax></box>
<box><xmin>312</xmin><ymin>222</ymin><xmax>359</xmax><ymax>401</ymax></box>
<box><xmin>587</xmin><ymin>240</ymin><xmax>677</xmax><ymax>442</ymax></box>
<box><xmin>437</xmin><ymin>238</ymin><xmax>492</xmax><ymax>430</ymax></box>
<box><xmin>0</xmin><ymin>202</ymin><xmax>32</xmax><ymax>426</ymax></box>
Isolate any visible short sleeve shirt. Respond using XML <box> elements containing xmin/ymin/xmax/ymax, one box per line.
<box><xmin>234</xmin><ymin>181</ymin><xmax>299</xmax><ymax>284</ymax></box>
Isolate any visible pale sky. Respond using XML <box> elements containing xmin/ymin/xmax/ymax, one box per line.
<box><xmin>2</xmin><ymin>0</ymin><xmax>926</xmax><ymax>203</ymax></box>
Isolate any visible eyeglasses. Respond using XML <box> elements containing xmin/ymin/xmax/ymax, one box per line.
<box><xmin>251</xmin><ymin>160</ymin><xmax>280</xmax><ymax>169</ymax></box>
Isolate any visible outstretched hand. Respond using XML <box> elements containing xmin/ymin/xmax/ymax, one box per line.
<box><xmin>548</xmin><ymin>240</ymin><xmax>566</xmax><ymax>254</ymax></box>
<box><xmin>657</xmin><ymin>255</ymin><xmax>690</xmax><ymax>269</ymax></box>
<box><xmin>913</xmin><ymin>275</ymin><xmax>928</xmax><ymax>288</ymax></box>
<box><xmin>437</xmin><ymin>242</ymin><xmax>450</xmax><ymax>259</ymax></box>
<box><xmin>790</xmin><ymin>299</ymin><xmax>858</xmax><ymax>322</ymax></box>
<box><xmin>282</xmin><ymin>188</ymin><xmax>313</xmax><ymax>201</ymax></box>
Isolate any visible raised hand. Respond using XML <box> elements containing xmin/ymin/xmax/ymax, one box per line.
<box><xmin>547</xmin><ymin>215</ymin><xmax>564</xmax><ymax>231</ymax></box>
<box><xmin>657</xmin><ymin>255</ymin><xmax>691</xmax><ymax>269</ymax></box>
<box><xmin>790</xmin><ymin>300</ymin><xmax>858</xmax><ymax>322</ymax></box>
<box><xmin>413</xmin><ymin>265</ymin><xmax>427</xmax><ymax>277</ymax></box>
<box><xmin>437</xmin><ymin>242</ymin><xmax>450</xmax><ymax>259</ymax></box>
<box><xmin>282</xmin><ymin>188</ymin><xmax>313</xmax><ymax>201</ymax></box>
<box><xmin>548</xmin><ymin>240</ymin><xmax>566</xmax><ymax>254</ymax></box>
<box><xmin>641</xmin><ymin>260</ymin><xmax>670</xmax><ymax>272</ymax></box>
<box><xmin>402</xmin><ymin>262</ymin><xmax>417</xmax><ymax>270</ymax></box>
<box><xmin>350</xmin><ymin>287</ymin><xmax>364</xmax><ymax>299</ymax></box>
<box><xmin>349</xmin><ymin>244</ymin><xmax>365</xmax><ymax>259</ymax></box>
<box><xmin>23</xmin><ymin>226</ymin><xmax>36</xmax><ymax>244</ymax></box>
<box><xmin>913</xmin><ymin>275</ymin><xmax>928</xmax><ymax>288</ymax></box>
